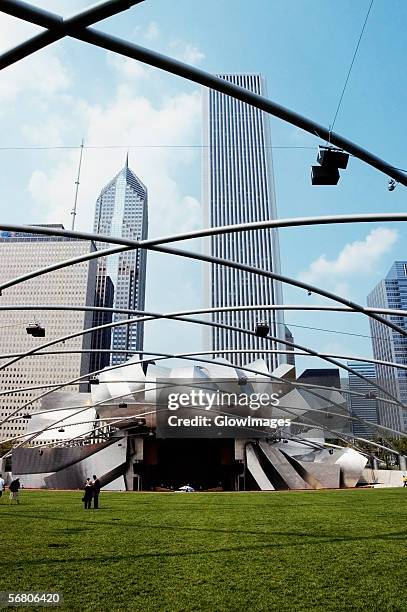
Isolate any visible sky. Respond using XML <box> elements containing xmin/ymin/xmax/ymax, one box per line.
<box><xmin>0</xmin><ymin>0</ymin><xmax>406</xmax><ymax>375</ymax></box>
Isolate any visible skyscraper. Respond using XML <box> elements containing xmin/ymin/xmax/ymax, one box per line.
<box><xmin>347</xmin><ymin>361</ymin><xmax>379</xmax><ymax>439</ymax></box>
<box><xmin>0</xmin><ymin>226</ymin><xmax>96</xmax><ymax>441</ymax></box>
<box><xmin>284</xmin><ymin>326</ymin><xmax>295</xmax><ymax>367</ymax></box>
<box><xmin>202</xmin><ymin>74</ymin><xmax>284</xmax><ymax>371</ymax></box>
<box><xmin>93</xmin><ymin>158</ymin><xmax>148</xmax><ymax>368</ymax></box>
<box><xmin>367</xmin><ymin>261</ymin><xmax>407</xmax><ymax>432</ymax></box>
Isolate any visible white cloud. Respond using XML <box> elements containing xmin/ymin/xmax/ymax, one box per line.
<box><xmin>0</xmin><ymin>55</ymin><xmax>71</xmax><ymax>103</ymax></box>
<box><xmin>168</xmin><ymin>40</ymin><xmax>205</xmax><ymax>65</ymax></box>
<box><xmin>132</xmin><ymin>20</ymin><xmax>160</xmax><ymax>43</ymax></box>
<box><xmin>6</xmin><ymin>20</ymin><xmax>205</xmax><ymax>352</ymax></box>
<box><xmin>299</xmin><ymin>228</ymin><xmax>398</xmax><ymax>295</ymax></box>
<box><xmin>145</xmin><ymin>21</ymin><xmax>160</xmax><ymax>42</ymax></box>
<box><xmin>27</xmin><ymin>86</ymin><xmax>202</xmax><ymax>236</ymax></box>
<box><xmin>106</xmin><ymin>51</ymin><xmax>149</xmax><ymax>81</ymax></box>
<box><xmin>25</xmin><ymin>83</ymin><xmax>203</xmax><ymax>352</ymax></box>
<box><xmin>0</xmin><ymin>14</ymin><xmax>71</xmax><ymax>104</ymax></box>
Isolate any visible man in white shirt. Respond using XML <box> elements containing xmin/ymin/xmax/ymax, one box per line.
<box><xmin>0</xmin><ymin>473</ymin><xmax>5</xmax><ymax>502</ymax></box>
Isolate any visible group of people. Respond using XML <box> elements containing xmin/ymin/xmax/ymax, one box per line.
<box><xmin>0</xmin><ymin>473</ymin><xmax>21</xmax><ymax>504</ymax></box>
<box><xmin>83</xmin><ymin>475</ymin><xmax>101</xmax><ymax>509</ymax></box>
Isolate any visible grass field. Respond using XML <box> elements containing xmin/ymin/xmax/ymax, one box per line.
<box><xmin>0</xmin><ymin>488</ymin><xmax>406</xmax><ymax>611</ymax></box>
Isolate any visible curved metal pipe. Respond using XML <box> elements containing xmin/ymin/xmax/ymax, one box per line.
<box><xmin>1</xmin><ymin>220</ymin><xmax>406</xmax><ymax>345</ymax></box>
<box><xmin>0</xmin><ymin>1</ymin><xmax>405</xmax><ymax>185</ymax></box>
<box><xmin>2</xmin><ymin>213</ymin><xmax>407</xmax><ymax>295</ymax></box>
<box><xmin>1</xmin><ymin>360</ymin><xmax>402</xmax><ymax>419</ymax></box>
<box><xmin>3</xmin><ymin>302</ymin><xmax>407</xmax><ymax>318</ymax></box>
<box><xmin>1</xmin><ymin>389</ymin><xmax>365</xmax><ymax>457</ymax></box>
<box><xmin>2</xmin><ymin>346</ymin><xmax>407</xmax><ymax>377</ymax></box>
<box><xmin>2</xmin><ymin>349</ymin><xmax>405</xmax><ymax>444</ymax></box>
<box><xmin>0</xmin><ymin>304</ymin><xmax>403</xmax><ymax>422</ymax></box>
<box><xmin>4</xmin><ymin>380</ymin><xmax>166</xmax><ymax>452</ymax></box>
<box><xmin>1</xmin><ymin>356</ymin><xmax>401</xmax><ymax>416</ymax></box>
<box><xmin>0</xmin><ymin>300</ymin><xmax>405</xmax><ymax>431</ymax></box>
<box><xmin>0</xmin><ymin>0</ymin><xmax>144</xmax><ymax>69</ymax></box>
<box><xmin>0</xmin><ymin>245</ymin><xmax>129</xmax><ymax>293</ymax></box>
<box><xmin>4</xmin><ymin>376</ymin><xmax>402</xmax><ymax>469</ymax></box>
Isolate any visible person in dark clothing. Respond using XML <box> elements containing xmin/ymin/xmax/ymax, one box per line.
<box><xmin>9</xmin><ymin>478</ymin><xmax>21</xmax><ymax>504</ymax></box>
<box><xmin>83</xmin><ymin>478</ymin><xmax>93</xmax><ymax>509</ymax></box>
<box><xmin>92</xmin><ymin>475</ymin><xmax>101</xmax><ymax>509</ymax></box>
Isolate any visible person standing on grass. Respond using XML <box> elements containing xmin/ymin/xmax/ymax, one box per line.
<box><xmin>83</xmin><ymin>478</ymin><xmax>93</xmax><ymax>510</ymax></box>
<box><xmin>403</xmin><ymin>474</ymin><xmax>407</xmax><ymax>487</ymax></box>
<box><xmin>9</xmin><ymin>478</ymin><xmax>20</xmax><ymax>504</ymax></box>
<box><xmin>92</xmin><ymin>475</ymin><xmax>101</xmax><ymax>509</ymax></box>
<box><xmin>0</xmin><ymin>473</ymin><xmax>5</xmax><ymax>502</ymax></box>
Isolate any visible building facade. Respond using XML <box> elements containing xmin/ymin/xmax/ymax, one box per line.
<box><xmin>202</xmin><ymin>74</ymin><xmax>285</xmax><ymax>371</ymax></box>
<box><xmin>367</xmin><ymin>261</ymin><xmax>407</xmax><ymax>432</ymax></box>
<box><xmin>92</xmin><ymin>158</ymin><xmax>148</xmax><ymax>368</ymax></box>
<box><xmin>347</xmin><ymin>361</ymin><xmax>379</xmax><ymax>439</ymax></box>
<box><xmin>284</xmin><ymin>326</ymin><xmax>295</xmax><ymax>367</ymax></box>
<box><xmin>0</xmin><ymin>226</ymin><xmax>96</xmax><ymax>442</ymax></box>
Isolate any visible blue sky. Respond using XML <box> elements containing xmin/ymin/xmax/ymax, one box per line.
<box><xmin>0</xmin><ymin>0</ymin><xmax>406</xmax><ymax>374</ymax></box>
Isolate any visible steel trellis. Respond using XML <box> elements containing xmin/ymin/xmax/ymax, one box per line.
<box><xmin>1</xmin><ymin>218</ymin><xmax>407</xmax><ymax>347</ymax></box>
<box><xmin>3</xmin><ymin>352</ymin><xmax>403</xmax><ymax>455</ymax></box>
<box><xmin>0</xmin><ymin>301</ymin><xmax>404</xmax><ymax>422</ymax></box>
<box><xmin>0</xmin><ymin>1</ymin><xmax>406</xmax><ymax>185</ymax></box>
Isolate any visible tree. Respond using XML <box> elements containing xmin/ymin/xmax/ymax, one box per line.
<box><xmin>0</xmin><ymin>440</ymin><xmax>13</xmax><ymax>457</ymax></box>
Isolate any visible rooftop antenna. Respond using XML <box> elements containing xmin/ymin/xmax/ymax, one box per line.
<box><xmin>71</xmin><ymin>138</ymin><xmax>84</xmax><ymax>230</ymax></box>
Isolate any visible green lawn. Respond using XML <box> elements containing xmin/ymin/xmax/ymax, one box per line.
<box><xmin>0</xmin><ymin>489</ymin><xmax>406</xmax><ymax>611</ymax></box>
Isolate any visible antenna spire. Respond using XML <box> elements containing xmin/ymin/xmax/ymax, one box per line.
<box><xmin>71</xmin><ymin>138</ymin><xmax>84</xmax><ymax>231</ymax></box>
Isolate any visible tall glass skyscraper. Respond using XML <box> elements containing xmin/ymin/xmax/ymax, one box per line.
<box><xmin>202</xmin><ymin>74</ymin><xmax>284</xmax><ymax>371</ymax></box>
<box><xmin>92</xmin><ymin>157</ymin><xmax>148</xmax><ymax>367</ymax></box>
<box><xmin>367</xmin><ymin>261</ymin><xmax>407</xmax><ymax>432</ymax></box>
<box><xmin>347</xmin><ymin>361</ymin><xmax>379</xmax><ymax>439</ymax></box>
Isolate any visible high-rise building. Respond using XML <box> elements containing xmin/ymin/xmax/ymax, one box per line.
<box><xmin>367</xmin><ymin>261</ymin><xmax>407</xmax><ymax>432</ymax></box>
<box><xmin>284</xmin><ymin>326</ymin><xmax>295</xmax><ymax>367</ymax></box>
<box><xmin>347</xmin><ymin>361</ymin><xmax>379</xmax><ymax>439</ymax></box>
<box><xmin>202</xmin><ymin>74</ymin><xmax>284</xmax><ymax>371</ymax></box>
<box><xmin>0</xmin><ymin>226</ymin><xmax>96</xmax><ymax>442</ymax></box>
<box><xmin>92</xmin><ymin>158</ymin><xmax>148</xmax><ymax>368</ymax></box>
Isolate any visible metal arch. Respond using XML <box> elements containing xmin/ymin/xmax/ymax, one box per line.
<box><xmin>0</xmin><ymin>291</ymin><xmax>405</xmax><ymax>454</ymax></box>
<box><xmin>3</xmin><ymin>379</ymin><xmax>400</xmax><ymax>460</ymax></box>
<box><xmin>0</xmin><ymin>301</ymin><xmax>404</xmax><ymax>417</ymax></box>
<box><xmin>0</xmin><ymin>382</ymin><xmax>373</xmax><ymax>455</ymax></box>
<box><xmin>3</xmin><ymin>302</ymin><xmax>407</xmax><ymax>372</ymax></box>
<box><xmin>2</xmin><ymin>410</ymin><xmax>329</xmax><ymax>455</ymax></box>
<box><xmin>0</xmin><ymin>299</ymin><xmax>405</xmax><ymax>426</ymax></box>
<box><xmin>2</xmin><ymin>347</ymin><xmax>405</xmax><ymax>443</ymax></box>
<box><xmin>1</xmin><ymin>2</ymin><xmax>406</xmax><ymax>185</ymax></box>
<box><xmin>0</xmin><ymin>245</ymin><xmax>130</xmax><ymax>293</ymax></box>
<box><xmin>151</xmin><ymin>242</ymin><xmax>407</xmax><ymax>340</ymax></box>
<box><xmin>5</xmin><ymin>382</ymin><xmax>400</xmax><ymax>464</ymax></box>
<box><xmin>0</xmin><ymin>349</ymin><xmax>407</xmax><ymax>408</ymax></box>
<box><xmin>3</xmin><ymin>302</ymin><xmax>407</xmax><ymax>318</ymax></box>
<box><xmin>0</xmin><ymin>0</ymin><xmax>144</xmax><ymax>69</ymax></box>
<box><xmin>3</xmin><ymin>213</ymin><xmax>407</xmax><ymax>292</ymax></box>
<box><xmin>52</xmin><ymin>426</ymin><xmax>368</xmax><ymax>460</ymax></box>
<box><xmin>1</xmin><ymin>220</ymin><xmax>407</xmax><ymax>347</ymax></box>
<box><xmin>0</xmin><ymin>350</ymin><xmax>403</xmax><ymax>410</ymax></box>
<box><xmin>0</xmin><ymin>6</ymin><xmax>404</xmax><ymax>457</ymax></box>
<box><xmin>38</xmin><ymin>420</ymin><xmax>397</xmax><ymax>461</ymax></box>
<box><xmin>2</xmin><ymin>385</ymin><xmax>162</xmax><ymax>449</ymax></box>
